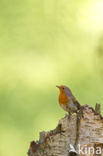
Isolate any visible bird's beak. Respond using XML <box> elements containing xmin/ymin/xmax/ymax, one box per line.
<box><xmin>56</xmin><ymin>85</ymin><xmax>60</xmax><ymax>88</ymax></box>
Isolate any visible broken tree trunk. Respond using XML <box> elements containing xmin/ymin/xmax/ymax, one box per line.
<box><xmin>27</xmin><ymin>104</ymin><xmax>103</xmax><ymax>156</ymax></box>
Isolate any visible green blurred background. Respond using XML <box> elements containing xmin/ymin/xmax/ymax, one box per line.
<box><xmin>0</xmin><ymin>0</ymin><xmax>103</xmax><ymax>156</ymax></box>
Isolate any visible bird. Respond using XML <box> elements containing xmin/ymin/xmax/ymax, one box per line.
<box><xmin>56</xmin><ymin>85</ymin><xmax>81</xmax><ymax>116</ymax></box>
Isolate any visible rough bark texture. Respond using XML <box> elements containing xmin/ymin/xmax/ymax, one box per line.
<box><xmin>28</xmin><ymin>105</ymin><xmax>103</xmax><ymax>156</ymax></box>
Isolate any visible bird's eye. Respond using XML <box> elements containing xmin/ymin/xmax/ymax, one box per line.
<box><xmin>62</xmin><ymin>87</ymin><xmax>64</xmax><ymax>90</ymax></box>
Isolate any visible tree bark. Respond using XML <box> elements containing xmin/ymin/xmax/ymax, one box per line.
<box><xmin>27</xmin><ymin>104</ymin><xmax>103</xmax><ymax>156</ymax></box>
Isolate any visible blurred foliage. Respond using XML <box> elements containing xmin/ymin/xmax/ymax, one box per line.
<box><xmin>96</xmin><ymin>35</ymin><xmax>103</xmax><ymax>78</ymax></box>
<box><xmin>0</xmin><ymin>0</ymin><xmax>103</xmax><ymax>156</ymax></box>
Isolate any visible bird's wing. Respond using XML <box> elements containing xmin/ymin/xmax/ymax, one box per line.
<box><xmin>71</xmin><ymin>96</ymin><xmax>81</xmax><ymax>109</ymax></box>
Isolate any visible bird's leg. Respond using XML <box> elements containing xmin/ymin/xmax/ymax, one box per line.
<box><xmin>68</xmin><ymin>111</ymin><xmax>71</xmax><ymax>119</ymax></box>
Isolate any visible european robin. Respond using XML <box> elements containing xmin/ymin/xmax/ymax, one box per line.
<box><xmin>56</xmin><ymin>85</ymin><xmax>81</xmax><ymax>116</ymax></box>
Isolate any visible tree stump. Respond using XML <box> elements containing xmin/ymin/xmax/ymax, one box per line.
<box><xmin>27</xmin><ymin>104</ymin><xmax>103</xmax><ymax>156</ymax></box>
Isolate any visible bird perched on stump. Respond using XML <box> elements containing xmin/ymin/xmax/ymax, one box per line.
<box><xmin>56</xmin><ymin>85</ymin><xmax>81</xmax><ymax>116</ymax></box>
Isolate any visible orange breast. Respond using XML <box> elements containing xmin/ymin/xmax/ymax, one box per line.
<box><xmin>59</xmin><ymin>92</ymin><xmax>68</xmax><ymax>105</ymax></box>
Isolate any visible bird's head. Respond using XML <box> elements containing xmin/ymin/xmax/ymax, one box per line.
<box><xmin>56</xmin><ymin>85</ymin><xmax>72</xmax><ymax>95</ymax></box>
